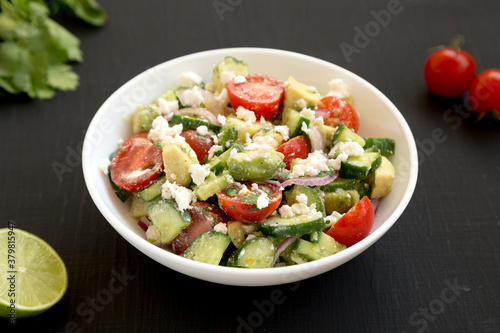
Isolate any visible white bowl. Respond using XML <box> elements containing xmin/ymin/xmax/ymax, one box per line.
<box><xmin>82</xmin><ymin>48</ymin><xmax>418</xmax><ymax>286</ymax></box>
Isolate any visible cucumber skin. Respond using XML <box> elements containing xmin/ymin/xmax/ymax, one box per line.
<box><xmin>229</xmin><ymin>237</ymin><xmax>276</xmax><ymax>268</ymax></box>
<box><xmin>259</xmin><ymin>215</ymin><xmax>325</xmax><ymax>238</ymax></box>
<box><xmin>183</xmin><ymin>231</ymin><xmax>231</xmax><ymax>265</ymax></box>
<box><xmin>146</xmin><ymin>200</ymin><xmax>192</xmax><ymax>244</ymax></box>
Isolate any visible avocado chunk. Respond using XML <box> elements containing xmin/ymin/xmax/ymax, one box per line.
<box><xmin>131</xmin><ymin>104</ymin><xmax>159</xmax><ymax>134</ymax></box>
<box><xmin>324</xmin><ymin>189</ymin><xmax>360</xmax><ymax>214</ymax></box>
<box><xmin>211</xmin><ymin>56</ymin><xmax>249</xmax><ymax>94</ymax></box>
<box><xmin>283</xmin><ymin>76</ymin><xmax>321</xmax><ymax>111</ymax></box>
<box><xmin>162</xmin><ymin>143</ymin><xmax>198</xmax><ymax>187</ymax></box>
<box><xmin>368</xmin><ymin>156</ymin><xmax>395</xmax><ymax>198</ymax></box>
<box><xmin>227</xmin><ymin>150</ymin><xmax>283</xmax><ymax>181</ymax></box>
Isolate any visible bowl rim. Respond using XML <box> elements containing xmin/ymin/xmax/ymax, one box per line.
<box><xmin>82</xmin><ymin>47</ymin><xmax>418</xmax><ymax>286</ymax></box>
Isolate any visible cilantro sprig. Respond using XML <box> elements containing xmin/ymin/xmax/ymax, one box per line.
<box><xmin>0</xmin><ymin>0</ymin><xmax>106</xmax><ymax>99</ymax></box>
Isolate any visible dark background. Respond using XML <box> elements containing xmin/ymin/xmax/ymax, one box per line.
<box><xmin>1</xmin><ymin>0</ymin><xmax>499</xmax><ymax>332</ymax></box>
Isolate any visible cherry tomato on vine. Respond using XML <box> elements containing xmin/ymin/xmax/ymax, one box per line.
<box><xmin>424</xmin><ymin>48</ymin><xmax>476</xmax><ymax>98</ymax></box>
<box><xmin>467</xmin><ymin>69</ymin><xmax>500</xmax><ymax>115</ymax></box>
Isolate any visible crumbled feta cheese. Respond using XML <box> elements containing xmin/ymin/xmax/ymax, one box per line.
<box><xmin>215</xmin><ymin>88</ymin><xmax>229</xmax><ymax>107</ymax></box>
<box><xmin>188</xmin><ymin>164</ymin><xmax>211</xmax><ymax>186</ymax></box>
<box><xmin>289</xmin><ymin>150</ymin><xmax>330</xmax><ymax>178</ymax></box>
<box><xmin>327</xmin><ymin>153</ymin><xmax>348</xmax><ymax>170</ymax></box>
<box><xmin>256</xmin><ymin>192</ymin><xmax>270</xmax><ymax>209</ymax></box>
<box><xmin>327</xmin><ymin>78</ymin><xmax>350</xmax><ymax>100</ymax></box>
<box><xmin>213</xmin><ymin>222</ymin><xmax>228</xmax><ymax>234</ymax></box>
<box><xmin>329</xmin><ymin>141</ymin><xmax>364</xmax><ymax>157</ymax></box>
<box><xmin>98</xmin><ymin>158</ymin><xmax>111</xmax><ymax>175</ymax></box>
<box><xmin>148</xmin><ymin>116</ymin><xmax>185</xmax><ymax>147</ymax></box>
<box><xmin>217</xmin><ymin>114</ymin><xmax>227</xmax><ymax>126</ymax></box>
<box><xmin>325</xmin><ymin>211</ymin><xmax>344</xmax><ymax>228</ymax></box>
<box><xmin>242</xmin><ymin>224</ymin><xmax>258</xmax><ymax>234</ymax></box>
<box><xmin>243</xmin><ymin>134</ymin><xmax>275</xmax><ymax>157</ymax></box>
<box><xmin>230</xmin><ymin>147</ymin><xmax>239</xmax><ymax>159</ymax></box>
<box><xmin>300</xmin><ymin>108</ymin><xmax>316</xmax><ymax>121</ymax></box>
<box><xmin>161</xmin><ymin>180</ymin><xmax>196</xmax><ymax>211</ymax></box>
<box><xmin>196</xmin><ymin>125</ymin><xmax>209</xmax><ymax>136</ymax></box>
<box><xmin>236</xmin><ymin>106</ymin><xmax>257</xmax><ymax>123</ymax></box>
<box><xmin>274</xmin><ymin>125</ymin><xmax>290</xmax><ymax>141</ymax></box>
<box><xmin>220</xmin><ymin>71</ymin><xmax>236</xmax><ymax>85</ymax></box>
<box><xmin>301</xmin><ymin>121</ymin><xmax>310</xmax><ymax>134</ymax></box>
<box><xmin>181</xmin><ymin>86</ymin><xmax>205</xmax><ymax>107</ymax></box>
<box><xmin>207</xmin><ymin>145</ymin><xmax>222</xmax><ymax>159</ymax></box>
<box><xmin>157</xmin><ymin>98</ymin><xmax>179</xmax><ymax>119</ymax></box>
<box><xmin>278</xmin><ymin>193</ymin><xmax>320</xmax><ymax>218</ymax></box>
<box><xmin>233</xmin><ymin>75</ymin><xmax>247</xmax><ymax>84</ymax></box>
<box><xmin>178</xmin><ymin>71</ymin><xmax>203</xmax><ymax>87</ymax></box>
<box><xmin>296</xmin><ymin>98</ymin><xmax>307</xmax><ymax>110</ymax></box>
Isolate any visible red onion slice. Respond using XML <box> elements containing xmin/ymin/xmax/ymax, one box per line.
<box><xmin>176</xmin><ymin>107</ymin><xmax>221</xmax><ymax>126</ymax></box>
<box><xmin>138</xmin><ymin>217</ymin><xmax>151</xmax><ymax>232</ymax></box>
<box><xmin>314</xmin><ymin>108</ymin><xmax>329</xmax><ymax>119</ymax></box>
<box><xmin>308</xmin><ymin>124</ymin><xmax>324</xmax><ymax>152</ymax></box>
<box><xmin>280</xmin><ymin>170</ymin><xmax>338</xmax><ymax>188</ymax></box>
<box><xmin>272</xmin><ymin>236</ymin><xmax>299</xmax><ymax>267</ymax></box>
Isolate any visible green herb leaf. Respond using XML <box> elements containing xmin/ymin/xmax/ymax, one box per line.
<box><xmin>58</xmin><ymin>0</ymin><xmax>107</xmax><ymax>26</ymax></box>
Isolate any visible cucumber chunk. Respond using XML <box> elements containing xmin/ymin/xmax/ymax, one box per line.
<box><xmin>339</xmin><ymin>151</ymin><xmax>382</xmax><ymax>180</ymax></box>
<box><xmin>259</xmin><ymin>213</ymin><xmax>325</xmax><ymax>238</ymax></box>
<box><xmin>309</xmin><ymin>231</ymin><xmax>346</xmax><ymax>255</ymax></box>
<box><xmin>320</xmin><ymin>178</ymin><xmax>356</xmax><ymax>192</ymax></box>
<box><xmin>229</xmin><ymin>237</ymin><xmax>276</xmax><ymax>268</ymax></box>
<box><xmin>332</xmin><ymin>124</ymin><xmax>366</xmax><ymax>147</ymax></box>
<box><xmin>282</xmin><ymin>108</ymin><xmax>311</xmax><ymax>138</ymax></box>
<box><xmin>169</xmin><ymin>114</ymin><xmax>221</xmax><ymax>133</ymax></box>
<box><xmin>364</xmin><ymin>137</ymin><xmax>395</xmax><ymax>157</ymax></box>
<box><xmin>183</xmin><ymin>231</ymin><xmax>231</xmax><ymax>265</ymax></box>
<box><xmin>292</xmin><ymin>239</ymin><xmax>324</xmax><ymax>261</ymax></box>
<box><xmin>193</xmin><ymin>170</ymin><xmax>233</xmax><ymax>201</ymax></box>
<box><xmin>146</xmin><ymin>200</ymin><xmax>192</xmax><ymax>244</ymax></box>
<box><xmin>137</xmin><ymin>174</ymin><xmax>166</xmax><ymax>202</ymax></box>
<box><xmin>129</xmin><ymin>193</ymin><xmax>149</xmax><ymax>219</ymax></box>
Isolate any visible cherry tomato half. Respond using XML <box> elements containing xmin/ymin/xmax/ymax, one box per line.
<box><xmin>180</xmin><ymin>129</ymin><xmax>215</xmax><ymax>163</ymax></box>
<box><xmin>468</xmin><ymin>69</ymin><xmax>500</xmax><ymax>114</ymax></box>
<box><xmin>276</xmin><ymin>136</ymin><xmax>310</xmax><ymax>170</ymax></box>
<box><xmin>319</xmin><ymin>96</ymin><xmax>360</xmax><ymax>132</ymax></box>
<box><xmin>216</xmin><ymin>182</ymin><xmax>282</xmax><ymax>223</ymax></box>
<box><xmin>171</xmin><ymin>202</ymin><xmax>228</xmax><ymax>255</ymax></box>
<box><xmin>227</xmin><ymin>74</ymin><xmax>285</xmax><ymax>120</ymax></box>
<box><xmin>327</xmin><ymin>196</ymin><xmax>374</xmax><ymax>247</ymax></box>
<box><xmin>110</xmin><ymin>136</ymin><xmax>164</xmax><ymax>192</ymax></box>
<box><xmin>424</xmin><ymin>48</ymin><xmax>476</xmax><ymax>98</ymax></box>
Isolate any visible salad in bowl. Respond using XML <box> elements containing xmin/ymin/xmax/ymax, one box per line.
<box><xmin>100</xmin><ymin>56</ymin><xmax>397</xmax><ymax>269</ymax></box>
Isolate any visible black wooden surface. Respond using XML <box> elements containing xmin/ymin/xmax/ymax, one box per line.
<box><xmin>1</xmin><ymin>0</ymin><xmax>499</xmax><ymax>332</ymax></box>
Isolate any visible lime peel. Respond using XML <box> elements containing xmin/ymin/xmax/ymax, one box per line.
<box><xmin>0</xmin><ymin>228</ymin><xmax>68</xmax><ymax>320</ymax></box>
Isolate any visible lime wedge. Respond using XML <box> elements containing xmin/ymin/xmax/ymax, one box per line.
<box><xmin>0</xmin><ymin>228</ymin><xmax>68</xmax><ymax>319</ymax></box>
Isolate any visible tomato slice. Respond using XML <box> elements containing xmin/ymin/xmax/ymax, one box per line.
<box><xmin>171</xmin><ymin>202</ymin><xmax>228</xmax><ymax>255</ymax></box>
<box><xmin>326</xmin><ymin>196</ymin><xmax>374</xmax><ymax>247</ymax></box>
<box><xmin>110</xmin><ymin>137</ymin><xmax>164</xmax><ymax>192</ymax></box>
<box><xmin>216</xmin><ymin>182</ymin><xmax>282</xmax><ymax>223</ymax></box>
<box><xmin>319</xmin><ymin>96</ymin><xmax>360</xmax><ymax>133</ymax></box>
<box><xmin>276</xmin><ymin>136</ymin><xmax>310</xmax><ymax>169</ymax></box>
<box><xmin>180</xmin><ymin>129</ymin><xmax>215</xmax><ymax>163</ymax></box>
<box><xmin>227</xmin><ymin>74</ymin><xmax>284</xmax><ymax>120</ymax></box>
